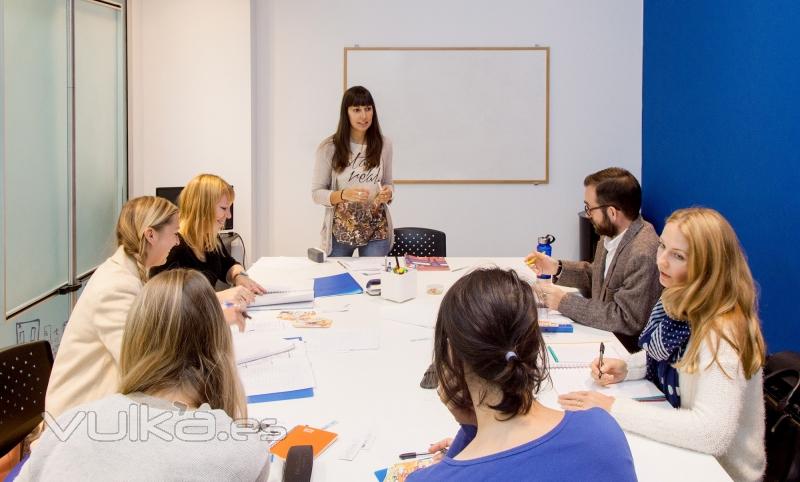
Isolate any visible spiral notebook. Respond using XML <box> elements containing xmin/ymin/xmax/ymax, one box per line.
<box><xmin>546</xmin><ymin>342</ymin><xmax>621</xmax><ymax>369</ymax></box>
<box><xmin>249</xmin><ymin>280</ymin><xmax>315</xmax><ymax>307</ymax></box>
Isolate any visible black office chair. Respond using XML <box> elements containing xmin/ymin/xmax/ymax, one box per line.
<box><xmin>764</xmin><ymin>351</ymin><xmax>800</xmax><ymax>481</ymax></box>
<box><xmin>389</xmin><ymin>227</ymin><xmax>446</xmax><ymax>257</ymax></box>
<box><xmin>0</xmin><ymin>341</ymin><xmax>54</xmax><ymax>458</ymax></box>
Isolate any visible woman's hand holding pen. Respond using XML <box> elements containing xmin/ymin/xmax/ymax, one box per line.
<box><xmin>222</xmin><ymin>303</ymin><xmax>249</xmax><ymax>333</ymax></box>
<box><xmin>591</xmin><ymin>357</ymin><xmax>628</xmax><ymax>386</ymax></box>
<box><xmin>427</xmin><ymin>437</ymin><xmax>453</xmax><ymax>463</ymax></box>
<box><xmin>524</xmin><ymin>251</ymin><xmax>558</xmax><ymax>276</ymax></box>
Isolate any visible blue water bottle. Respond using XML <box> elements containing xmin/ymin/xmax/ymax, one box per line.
<box><xmin>536</xmin><ymin>234</ymin><xmax>556</xmax><ymax>280</ymax></box>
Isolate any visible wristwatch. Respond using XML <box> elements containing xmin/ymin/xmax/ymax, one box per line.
<box><xmin>234</xmin><ymin>270</ymin><xmax>249</xmax><ymax>280</ymax></box>
<box><xmin>553</xmin><ymin>260</ymin><xmax>563</xmax><ymax>281</ymax></box>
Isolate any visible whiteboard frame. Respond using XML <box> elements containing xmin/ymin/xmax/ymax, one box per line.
<box><xmin>343</xmin><ymin>46</ymin><xmax>550</xmax><ymax>184</ymax></box>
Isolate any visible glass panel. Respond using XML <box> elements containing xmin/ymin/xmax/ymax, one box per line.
<box><xmin>75</xmin><ymin>0</ymin><xmax>125</xmax><ymax>276</ymax></box>
<box><xmin>1</xmin><ymin>294</ymin><xmax>70</xmax><ymax>353</ymax></box>
<box><xmin>3</xmin><ymin>0</ymin><xmax>70</xmax><ymax>312</ymax></box>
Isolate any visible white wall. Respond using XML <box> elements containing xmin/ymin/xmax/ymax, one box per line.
<box><xmin>128</xmin><ymin>0</ymin><xmax>642</xmax><ymax>261</ymax></box>
<box><xmin>127</xmin><ymin>0</ymin><xmax>254</xmax><ymax>258</ymax></box>
<box><xmin>253</xmin><ymin>0</ymin><xmax>643</xmax><ymax>259</ymax></box>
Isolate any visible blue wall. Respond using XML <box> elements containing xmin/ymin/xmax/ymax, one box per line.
<box><xmin>642</xmin><ymin>2</ymin><xmax>800</xmax><ymax>353</ymax></box>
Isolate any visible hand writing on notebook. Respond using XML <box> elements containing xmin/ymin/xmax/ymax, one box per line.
<box><xmin>222</xmin><ymin>304</ymin><xmax>248</xmax><ymax>333</ymax></box>
<box><xmin>591</xmin><ymin>357</ymin><xmax>628</xmax><ymax>386</ymax></box>
<box><xmin>558</xmin><ymin>390</ymin><xmax>615</xmax><ymax>412</ymax></box>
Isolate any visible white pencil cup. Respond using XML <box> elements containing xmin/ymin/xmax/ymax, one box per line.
<box><xmin>380</xmin><ymin>269</ymin><xmax>417</xmax><ymax>303</ymax></box>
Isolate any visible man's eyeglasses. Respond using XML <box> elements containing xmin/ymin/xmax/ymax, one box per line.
<box><xmin>584</xmin><ymin>203</ymin><xmax>616</xmax><ymax>215</ymax></box>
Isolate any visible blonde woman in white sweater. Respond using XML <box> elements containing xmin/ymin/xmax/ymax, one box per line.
<box><xmin>45</xmin><ymin>196</ymin><xmax>179</xmax><ymax>418</ymax></box>
<box><xmin>558</xmin><ymin>207</ymin><xmax>766</xmax><ymax>482</ymax></box>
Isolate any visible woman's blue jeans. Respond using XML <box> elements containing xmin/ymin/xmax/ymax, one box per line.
<box><xmin>330</xmin><ymin>238</ymin><xmax>390</xmax><ymax>257</ymax></box>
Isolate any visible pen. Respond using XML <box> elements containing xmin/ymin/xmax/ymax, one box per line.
<box><xmin>598</xmin><ymin>342</ymin><xmax>605</xmax><ymax>377</ymax></box>
<box><xmin>399</xmin><ymin>449</ymin><xmax>445</xmax><ymax>460</ymax></box>
<box><xmin>222</xmin><ymin>301</ymin><xmax>251</xmax><ymax>320</ymax></box>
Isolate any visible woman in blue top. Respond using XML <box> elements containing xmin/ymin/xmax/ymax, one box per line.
<box><xmin>407</xmin><ymin>268</ymin><xmax>637</xmax><ymax>482</ymax></box>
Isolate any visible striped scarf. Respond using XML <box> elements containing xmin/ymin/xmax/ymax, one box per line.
<box><xmin>638</xmin><ymin>299</ymin><xmax>691</xmax><ymax>408</ymax></box>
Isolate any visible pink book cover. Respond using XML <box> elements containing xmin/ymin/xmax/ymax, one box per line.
<box><xmin>405</xmin><ymin>256</ymin><xmax>450</xmax><ymax>271</ymax></box>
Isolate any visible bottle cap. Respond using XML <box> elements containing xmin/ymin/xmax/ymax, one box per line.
<box><xmin>538</xmin><ymin>234</ymin><xmax>556</xmax><ymax>244</ymax></box>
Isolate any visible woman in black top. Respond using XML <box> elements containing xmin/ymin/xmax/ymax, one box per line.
<box><xmin>153</xmin><ymin>174</ymin><xmax>265</xmax><ymax>310</ymax></box>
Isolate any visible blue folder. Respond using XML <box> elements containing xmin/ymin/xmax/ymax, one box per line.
<box><xmin>247</xmin><ymin>387</ymin><xmax>314</xmax><ymax>404</ymax></box>
<box><xmin>314</xmin><ymin>272</ymin><xmax>363</xmax><ymax>298</ymax></box>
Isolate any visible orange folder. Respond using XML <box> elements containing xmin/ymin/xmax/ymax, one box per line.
<box><xmin>270</xmin><ymin>425</ymin><xmax>338</xmax><ymax>459</ymax></box>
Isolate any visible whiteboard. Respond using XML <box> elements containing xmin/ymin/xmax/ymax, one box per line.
<box><xmin>345</xmin><ymin>47</ymin><xmax>549</xmax><ymax>184</ymax></box>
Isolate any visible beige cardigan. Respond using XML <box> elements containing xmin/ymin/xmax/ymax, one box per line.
<box><xmin>45</xmin><ymin>246</ymin><xmax>143</xmax><ymax>418</ymax></box>
<box><xmin>311</xmin><ymin>136</ymin><xmax>394</xmax><ymax>255</ymax></box>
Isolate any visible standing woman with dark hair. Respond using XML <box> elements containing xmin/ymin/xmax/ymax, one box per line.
<box><xmin>407</xmin><ymin>268</ymin><xmax>636</xmax><ymax>482</ymax></box>
<box><xmin>311</xmin><ymin>86</ymin><xmax>394</xmax><ymax>256</ymax></box>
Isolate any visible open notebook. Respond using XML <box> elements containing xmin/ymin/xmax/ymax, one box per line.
<box><xmin>546</xmin><ymin>341</ymin><xmax>621</xmax><ymax>369</ymax></box>
<box><xmin>231</xmin><ymin>332</ymin><xmax>295</xmax><ymax>365</ymax></box>
<box><xmin>547</xmin><ymin>342</ymin><xmax>666</xmax><ymax>401</ymax></box>
<box><xmin>249</xmin><ymin>280</ymin><xmax>314</xmax><ymax>307</ymax></box>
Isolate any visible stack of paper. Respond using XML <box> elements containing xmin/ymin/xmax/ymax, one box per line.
<box><xmin>231</xmin><ymin>332</ymin><xmax>295</xmax><ymax>365</ymax></box>
<box><xmin>238</xmin><ymin>341</ymin><xmax>316</xmax><ymax>403</ymax></box>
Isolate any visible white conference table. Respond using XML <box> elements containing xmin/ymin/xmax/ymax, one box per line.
<box><xmin>245</xmin><ymin>257</ymin><xmax>730</xmax><ymax>482</ymax></box>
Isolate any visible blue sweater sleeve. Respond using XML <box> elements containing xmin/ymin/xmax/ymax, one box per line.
<box><xmin>446</xmin><ymin>425</ymin><xmax>478</xmax><ymax>457</ymax></box>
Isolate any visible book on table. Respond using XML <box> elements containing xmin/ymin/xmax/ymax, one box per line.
<box><xmin>404</xmin><ymin>255</ymin><xmax>449</xmax><ymax>271</ymax></box>
<box><xmin>270</xmin><ymin>425</ymin><xmax>338</xmax><ymax>459</ymax></box>
<box><xmin>249</xmin><ymin>280</ymin><xmax>315</xmax><ymax>307</ymax></box>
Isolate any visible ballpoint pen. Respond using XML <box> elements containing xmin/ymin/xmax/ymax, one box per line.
<box><xmin>598</xmin><ymin>342</ymin><xmax>605</xmax><ymax>377</ymax></box>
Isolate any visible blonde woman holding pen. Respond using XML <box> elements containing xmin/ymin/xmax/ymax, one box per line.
<box><xmin>559</xmin><ymin>208</ymin><xmax>766</xmax><ymax>482</ymax></box>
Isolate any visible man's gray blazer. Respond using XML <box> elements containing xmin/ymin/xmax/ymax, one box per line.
<box><xmin>556</xmin><ymin>216</ymin><xmax>663</xmax><ymax>352</ymax></box>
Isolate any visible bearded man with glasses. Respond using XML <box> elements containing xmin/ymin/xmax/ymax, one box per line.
<box><xmin>525</xmin><ymin>167</ymin><xmax>662</xmax><ymax>352</ymax></box>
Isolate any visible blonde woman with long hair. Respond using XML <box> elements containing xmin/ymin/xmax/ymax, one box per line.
<box><xmin>45</xmin><ymin>196</ymin><xmax>179</xmax><ymax>418</ymax></box>
<box><xmin>558</xmin><ymin>208</ymin><xmax>766</xmax><ymax>481</ymax></box>
<box><xmin>152</xmin><ymin>174</ymin><xmax>265</xmax><ymax>309</ymax></box>
<box><xmin>19</xmin><ymin>269</ymin><xmax>270</xmax><ymax>481</ymax></box>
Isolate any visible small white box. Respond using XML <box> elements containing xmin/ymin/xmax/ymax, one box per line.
<box><xmin>380</xmin><ymin>269</ymin><xmax>417</xmax><ymax>303</ymax></box>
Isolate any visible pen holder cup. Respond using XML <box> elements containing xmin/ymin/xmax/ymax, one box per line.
<box><xmin>380</xmin><ymin>269</ymin><xmax>417</xmax><ymax>303</ymax></box>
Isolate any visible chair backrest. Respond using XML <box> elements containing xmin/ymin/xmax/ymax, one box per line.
<box><xmin>0</xmin><ymin>341</ymin><xmax>54</xmax><ymax>457</ymax></box>
<box><xmin>764</xmin><ymin>351</ymin><xmax>800</xmax><ymax>481</ymax></box>
<box><xmin>389</xmin><ymin>227</ymin><xmax>446</xmax><ymax>257</ymax></box>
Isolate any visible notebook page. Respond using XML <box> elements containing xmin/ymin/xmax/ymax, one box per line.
<box><xmin>546</xmin><ymin>342</ymin><xmax>621</xmax><ymax>368</ymax></box>
<box><xmin>550</xmin><ymin>367</ymin><xmax>666</xmax><ymax>401</ymax></box>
